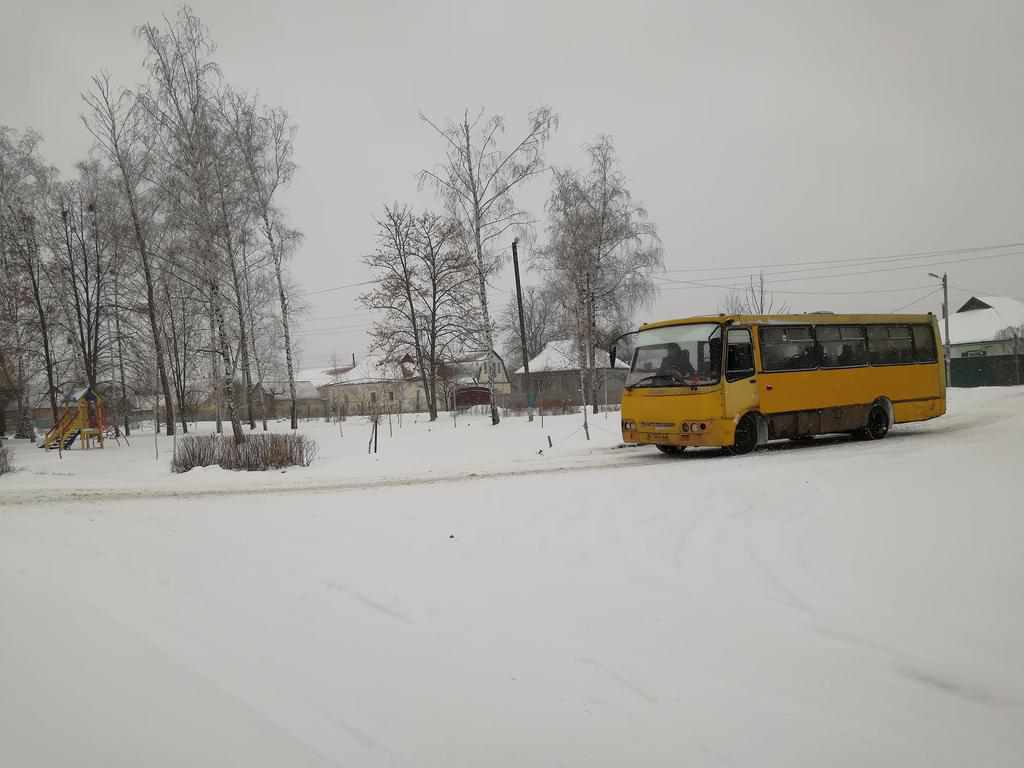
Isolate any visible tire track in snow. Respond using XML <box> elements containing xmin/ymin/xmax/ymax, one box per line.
<box><xmin>324</xmin><ymin>581</ymin><xmax>413</xmax><ymax>625</ymax></box>
<box><xmin>0</xmin><ymin>453</ymin><xmax>668</xmax><ymax>507</ymax></box>
<box><xmin>577</xmin><ymin>657</ymin><xmax>659</xmax><ymax>704</ymax></box>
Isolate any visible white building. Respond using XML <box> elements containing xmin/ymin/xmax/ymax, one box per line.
<box><xmin>318</xmin><ymin>355</ymin><xmax>437</xmax><ymax>416</ymax></box>
<box><xmin>511</xmin><ymin>339</ymin><xmax>629</xmax><ymax>409</ymax></box>
<box><xmin>942</xmin><ymin>296</ymin><xmax>1024</xmax><ymax>386</ymax></box>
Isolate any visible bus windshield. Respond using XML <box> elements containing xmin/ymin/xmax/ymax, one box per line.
<box><xmin>626</xmin><ymin>323</ymin><xmax>722</xmax><ymax>388</ymax></box>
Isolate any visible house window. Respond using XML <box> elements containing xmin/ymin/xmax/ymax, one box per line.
<box><xmin>388</xmin><ymin>391</ymin><xmax>395</xmax><ymax>402</ymax></box>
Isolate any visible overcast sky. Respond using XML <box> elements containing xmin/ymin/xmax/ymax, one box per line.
<box><xmin>4</xmin><ymin>0</ymin><xmax>1023</xmax><ymax>370</ymax></box>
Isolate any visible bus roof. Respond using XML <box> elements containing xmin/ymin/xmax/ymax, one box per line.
<box><xmin>639</xmin><ymin>312</ymin><xmax>936</xmax><ymax>331</ymax></box>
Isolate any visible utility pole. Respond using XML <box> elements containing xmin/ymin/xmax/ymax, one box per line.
<box><xmin>929</xmin><ymin>272</ymin><xmax>951</xmax><ymax>386</ymax></box>
<box><xmin>512</xmin><ymin>238</ymin><xmax>534</xmax><ymax>422</ymax></box>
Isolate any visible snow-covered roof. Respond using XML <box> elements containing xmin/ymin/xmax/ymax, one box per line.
<box><xmin>295</xmin><ymin>366</ymin><xmax>356</xmax><ymax>388</ymax></box>
<box><xmin>261</xmin><ymin>380</ymin><xmax>323</xmax><ymax>400</ymax></box>
<box><xmin>515</xmin><ymin>340</ymin><xmax>628</xmax><ymax>374</ymax></box>
<box><xmin>944</xmin><ymin>296</ymin><xmax>1024</xmax><ymax>345</ymax></box>
<box><xmin>441</xmin><ymin>351</ymin><xmax>510</xmax><ymax>385</ymax></box>
<box><xmin>324</xmin><ymin>355</ymin><xmax>418</xmax><ymax>386</ymax></box>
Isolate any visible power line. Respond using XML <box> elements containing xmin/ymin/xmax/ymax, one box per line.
<box><xmin>661</xmin><ymin>241</ymin><xmax>1024</xmax><ymax>277</ymax></box>
<box><xmin>291</xmin><ymin>322</ymin><xmax>374</xmax><ymax>336</ymax></box>
<box><xmin>891</xmin><ymin>287</ymin><xmax>942</xmax><ymax>313</ymax></box>
<box><xmin>658</xmin><ymin>280</ymin><xmax>938</xmax><ymax>296</ymax></box>
<box><xmin>656</xmin><ymin>249</ymin><xmax>1024</xmax><ymax>292</ymax></box>
<box><xmin>301</xmin><ymin>309</ymin><xmax>376</xmax><ymax>321</ymax></box>
<box><xmin>297</xmin><ymin>278</ymin><xmax>381</xmax><ymax>297</ymax></box>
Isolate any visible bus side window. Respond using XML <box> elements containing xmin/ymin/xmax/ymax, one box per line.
<box><xmin>819</xmin><ymin>325</ymin><xmax>868</xmax><ymax>367</ymax></box>
<box><xmin>912</xmin><ymin>325</ymin><xmax>938</xmax><ymax>363</ymax></box>
<box><xmin>868</xmin><ymin>325</ymin><xmax>914</xmax><ymax>365</ymax></box>
<box><xmin>726</xmin><ymin>328</ymin><xmax>754</xmax><ymax>380</ymax></box>
<box><xmin>760</xmin><ymin>325</ymin><xmax>816</xmax><ymax>371</ymax></box>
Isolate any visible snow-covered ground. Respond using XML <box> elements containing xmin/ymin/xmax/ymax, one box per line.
<box><xmin>2</xmin><ymin>388</ymin><xmax>1023</xmax><ymax>766</ymax></box>
<box><xmin>0</xmin><ymin>407</ymin><xmax>626</xmax><ymax>504</ymax></box>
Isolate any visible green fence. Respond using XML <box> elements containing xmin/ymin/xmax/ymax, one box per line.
<box><xmin>951</xmin><ymin>354</ymin><xmax>1024</xmax><ymax>387</ymax></box>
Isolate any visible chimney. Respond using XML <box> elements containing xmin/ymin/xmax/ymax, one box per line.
<box><xmin>351</xmin><ymin>352</ymin><xmax>356</xmax><ymax>368</ymax></box>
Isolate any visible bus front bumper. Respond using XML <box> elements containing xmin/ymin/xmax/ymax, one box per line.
<box><xmin>622</xmin><ymin>417</ymin><xmax>734</xmax><ymax>448</ymax></box>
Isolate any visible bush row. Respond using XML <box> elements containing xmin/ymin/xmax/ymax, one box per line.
<box><xmin>171</xmin><ymin>433</ymin><xmax>319</xmax><ymax>473</ymax></box>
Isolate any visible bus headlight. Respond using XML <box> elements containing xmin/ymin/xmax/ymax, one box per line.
<box><xmin>682</xmin><ymin>422</ymin><xmax>708</xmax><ymax>433</ymax></box>
<box><xmin>622</xmin><ymin>420</ymin><xmax>636</xmax><ymax>431</ymax></box>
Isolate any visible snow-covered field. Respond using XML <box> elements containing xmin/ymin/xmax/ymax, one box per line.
<box><xmin>0</xmin><ymin>407</ymin><xmax>627</xmax><ymax>504</ymax></box>
<box><xmin>2</xmin><ymin>388</ymin><xmax>1023</xmax><ymax>766</ymax></box>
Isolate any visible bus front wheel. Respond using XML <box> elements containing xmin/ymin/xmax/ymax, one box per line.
<box><xmin>656</xmin><ymin>444</ymin><xmax>685</xmax><ymax>455</ymax></box>
<box><xmin>729</xmin><ymin>414</ymin><xmax>759</xmax><ymax>455</ymax></box>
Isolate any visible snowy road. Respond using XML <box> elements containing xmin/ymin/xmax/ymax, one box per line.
<box><xmin>2</xmin><ymin>389</ymin><xmax>1023</xmax><ymax>766</ymax></box>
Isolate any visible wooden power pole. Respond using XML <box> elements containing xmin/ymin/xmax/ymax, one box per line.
<box><xmin>512</xmin><ymin>238</ymin><xmax>534</xmax><ymax>422</ymax></box>
<box><xmin>930</xmin><ymin>271</ymin><xmax>951</xmax><ymax>386</ymax></box>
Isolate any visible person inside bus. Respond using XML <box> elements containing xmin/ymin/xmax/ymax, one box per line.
<box><xmin>838</xmin><ymin>343</ymin><xmax>855</xmax><ymax>366</ymax></box>
<box><xmin>658</xmin><ymin>344</ymin><xmax>695</xmax><ymax>379</ymax></box>
<box><xmin>708</xmin><ymin>336</ymin><xmax>722</xmax><ymax>375</ymax></box>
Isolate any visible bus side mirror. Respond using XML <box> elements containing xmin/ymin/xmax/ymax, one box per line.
<box><xmin>609</xmin><ymin>346</ymin><xmax>616</xmax><ymax>368</ymax></box>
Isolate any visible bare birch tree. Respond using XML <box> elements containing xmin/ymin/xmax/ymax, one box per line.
<box><xmin>82</xmin><ymin>74</ymin><xmax>177</xmax><ymax>435</ymax></box>
<box><xmin>1</xmin><ymin>128</ymin><xmax>62</xmax><ymax>431</ymax></box>
<box><xmin>721</xmin><ymin>272</ymin><xmax>789</xmax><ymax>315</ymax></box>
<box><xmin>220</xmin><ymin>89</ymin><xmax>300</xmax><ymax>429</ymax></box>
<box><xmin>2</xmin><ymin>207</ymin><xmax>61</xmax><ymax>428</ymax></box>
<box><xmin>361</xmin><ymin>207</ymin><xmax>475</xmax><ymax>421</ymax></box>
<box><xmin>360</xmin><ymin>205</ymin><xmax>425</xmax><ymax>404</ymax></box>
<box><xmin>419</xmin><ymin>107</ymin><xmax>556</xmax><ymax>424</ymax></box>
<box><xmin>578</xmin><ymin>137</ymin><xmax>661</xmax><ymax>410</ymax></box>
<box><xmin>535</xmin><ymin>137</ymin><xmax>661</xmax><ymax>411</ymax></box>
<box><xmin>50</xmin><ymin>164</ymin><xmax>118</xmax><ymax>390</ymax></box>
<box><xmin>412</xmin><ymin>211</ymin><xmax>476</xmax><ymax>419</ymax></box>
<box><xmin>135</xmin><ymin>8</ymin><xmax>244</xmax><ymax>443</ymax></box>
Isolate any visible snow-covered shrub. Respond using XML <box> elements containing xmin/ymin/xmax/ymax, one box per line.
<box><xmin>0</xmin><ymin>445</ymin><xmax>11</xmax><ymax>476</ymax></box>
<box><xmin>172</xmin><ymin>434</ymin><xmax>319</xmax><ymax>473</ymax></box>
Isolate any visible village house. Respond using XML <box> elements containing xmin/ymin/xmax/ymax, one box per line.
<box><xmin>943</xmin><ymin>295</ymin><xmax>1024</xmax><ymax>386</ymax></box>
<box><xmin>438</xmin><ymin>350</ymin><xmax>512</xmax><ymax>409</ymax></box>
<box><xmin>511</xmin><ymin>339</ymin><xmax>628</xmax><ymax>411</ymax></box>
<box><xmin>319</xmin><ymin>354</ymin><xmax>438</xmax><ymax>416</ymax></box>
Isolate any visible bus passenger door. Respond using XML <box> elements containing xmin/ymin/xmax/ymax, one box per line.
<box><xmin>724</xmin><ymin>328</ymin><xmax>759</xmax><ymax>417</ymax></box>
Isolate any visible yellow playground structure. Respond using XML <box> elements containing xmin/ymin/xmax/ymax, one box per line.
<box><xmin>41</xmin><ymin>386</ymin><xmax>107</xmax><ymax>450</ymax></box>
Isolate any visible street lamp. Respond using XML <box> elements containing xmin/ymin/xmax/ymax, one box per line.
<box><xmin>928</xmin><ymin>272</ymin><xmax>951</xmax><ymax>386</ymax></box>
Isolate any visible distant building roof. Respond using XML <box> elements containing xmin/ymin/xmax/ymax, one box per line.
<box><xmin>261</xmin><ymin>380</ymin><xmax>322</xmax><ymax>400</ymax></box>
<box><xmin>441</xmin><ymin>351</ymin><xmax>510</xmax><ymax>385</ymax></box>
<box><xmin>516</xmin><ymin>339</ymin><xmax>627</xmax><ymax>374</ymax></box>
<box><xmin>944</xmin><ymin>296</ymin><xmax>1024</xmax><ymax>345</ymax></box>
<box><xmin>295</xmin><ymin>365</ymin><xmax>355</xmax><ymax>388</ymax></box>
<box><xmin>322</xmin><ymin>354</ymin><xmax>418</xmax><ymax>386</ymax></box>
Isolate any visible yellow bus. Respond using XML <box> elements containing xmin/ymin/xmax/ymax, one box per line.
<box><xmin>614</xmin><ymin>313</ymin><xmax>946</xmax><ymax>455</ymax></box>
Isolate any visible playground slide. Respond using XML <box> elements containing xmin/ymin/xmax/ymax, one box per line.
<box><xmin>42</xmin><ymin>410</ymin><xmax>78</xmax><ymax>450</ymax></box>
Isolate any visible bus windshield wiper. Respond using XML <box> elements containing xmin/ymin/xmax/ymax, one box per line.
<box><xmin>627</xmin><ymin>372</ymin><xmax>718</xmax><ymax>389</ymax></box>
<box><xmin>626</xmin><ymin>373</ymin><xmax>676</xmax><ymax>389</ymax></box>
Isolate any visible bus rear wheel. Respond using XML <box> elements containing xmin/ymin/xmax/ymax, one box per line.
<box><xmin>858</xmin><ymin>404</ymin><xmax>890</xmax><ymax>441</ymax></box>
<box><xmin>729</xmin><ymin>414</ymin><xmax>759</xmax><ymax>455</ymax></box>
<box><xmin>656</xmin><ymin>444</ymin><xmax>685</xmax><ymax>455</ymax></box>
